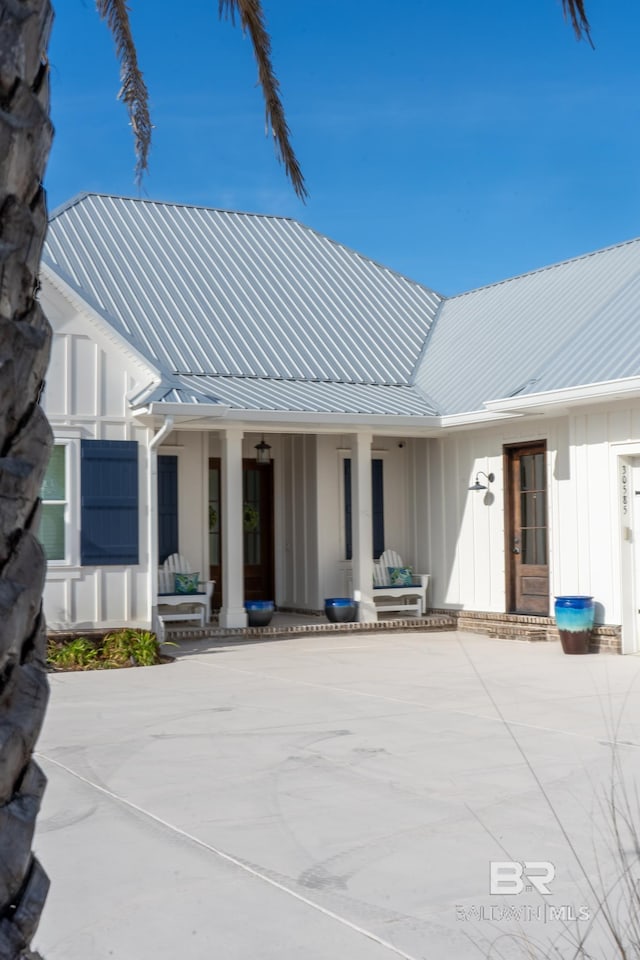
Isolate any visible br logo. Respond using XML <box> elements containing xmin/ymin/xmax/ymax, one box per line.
<box><xmin>490</xmin><ymin>861</ymin><xmax>555</xmax><ymax>896</ymax></box>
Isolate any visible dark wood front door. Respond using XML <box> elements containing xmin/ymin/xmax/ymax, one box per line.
<box><xmin>208</xmin><ymin>458</ymin><xmax>274</xmax><ymax>609</ymax></box>
<box><xmin>506</xmin><ymin>443</ymin><xmax>549</xmax><ymax>615</ymax></box>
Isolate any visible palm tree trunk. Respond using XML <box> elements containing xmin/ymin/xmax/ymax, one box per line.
<box><xmin>0</xmin><ymin>1</ymin><xmax>54</xmax><ymax>956</ymax></box>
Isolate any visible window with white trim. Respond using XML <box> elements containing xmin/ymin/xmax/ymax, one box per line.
<box><xmin>39</xmin><ymin>444</ymin><xmax>68</xmax><ymax>562</ymax></box>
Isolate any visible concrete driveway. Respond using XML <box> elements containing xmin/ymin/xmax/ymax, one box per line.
<box><xmin>33</xmin><ymin>631</ymin><xmax>640</xmax><ymax>960</ymax></box>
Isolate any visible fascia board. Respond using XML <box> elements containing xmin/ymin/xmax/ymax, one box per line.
<box><xmin>137</xmin><ymin>402</ymin><xmax>230</xmax><ymax>420</ymax></box>
<box><xmin>484</xmin><ymin>376</ymin><xmax>640</xmax><ymax>413</ymax></box>
<box><xmin>134</xmin><ymin>403</ymin><xmax>442</xmax><ymax>434</ymax></box>
<box><xmin>219</xmin><ymin>410</ymin><xmax>441</xmax><ymax>429</ymax></box>
<box><xmin>40</xmin><ymin>261</ymin><xmax>162</xmax><ymax>386</ymax></box>
<box><xmin>437</xmin><ymin>410</ymin><xmax>523</xmax><ymax>430</ymax></box>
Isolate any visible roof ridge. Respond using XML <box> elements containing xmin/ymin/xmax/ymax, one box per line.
<box><xmin>451</xmin><ymin>235</ymin><xmax>640</xmax><ymax>299</ymax></box>
<box><xmin>48</xmin><ymin>191</ymin><xmax>298</xmax><ymax>224</ymax></box>
<box><xmin>291</xmin><ymin>220</ymin><xmax>445</xmax><ymax>299</ymax></box>
<box><xmin>48</xmin><ymin>191</ymin><xmax>93</xmax><ymax>219</ymax></box>
<box><xmin>172</xmin><ymin>371</ymin><xmax>415</xmax><ymax>387</ymax></box>
<box><xmin>48</xmin><ymin>193</ymin><xmax>444</xmax><ymax>300</ymax></box>
<box><xmin>408</xmin><ymin>296</ymin><xmax>447</xmax><ymax>388</ymax></box>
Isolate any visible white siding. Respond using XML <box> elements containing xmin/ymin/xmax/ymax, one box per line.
<box><xmin>313</xmin><ymin>436</ymin><xmax>420</xmax><ymax>611</ymax></box>
<box><xmin>38</xmin><ymin>276</ymin><xmax>640</xmax><ymax>637</ymax></box>
<box><xmin>41</xmin><ymin>278</ymin><xmax>154</xmax><ymax>630</ymax></box>
<box><xmin>426</xmin><ymin>402</ymin><xmax>640</xmax><ymax>626</ymax></box>
<box><xmin>172</xmin><ymin>431</ymin><xmax>208</xmax><ymax>579</ymax></box>
<box><xmin>278</xmin><ymin>435</ymin><xmax>318</xmax><ymax>610</ymax></box>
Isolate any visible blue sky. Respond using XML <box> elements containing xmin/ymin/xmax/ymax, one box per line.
<box><xmin>48</xmin><ymin>1</ymin><xmax>640</xmax><ymax>294</ymax></box>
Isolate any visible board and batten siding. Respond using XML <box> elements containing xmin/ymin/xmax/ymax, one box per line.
<box><xmin>277</xmin><ymin>435</ymin><xmax>319</xmax><ymax>610</ymax></box>
<box><xmin>426</xmin><ymin>401</ymin><xmax>640</xmax><ymax>628</ymax></box>
<box><xmin>40</xmin><ymin>278</ymin><xmax>154</xmax><ymax>630</ymax></box>
<box><xmin>315</xmin><ymin>436</ymin><xmax>424</xmax><ymax>609</ymax></box>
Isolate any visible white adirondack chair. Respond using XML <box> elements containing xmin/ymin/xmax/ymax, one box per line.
<box><xmin>372</xmin><ymin>549</ymin><xmax>430</xmax><ymax>617</ymax></box>
<box><xmin>155</xmin><ymin>553</ymin><xmax>214</xmax><ymax>641</ymax></box>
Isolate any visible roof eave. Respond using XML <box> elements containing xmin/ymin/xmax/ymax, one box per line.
<box><xmin>437</xmin><ymin>409</ymin><xmax>525</xmax><ymax>431</ymax></box>
<box><xmin>133</xmin><ymin>401</ymin><xmax>441</xmax><ymax>434</ymax></box>
<box><xmin>484</xmin><ymin>376</ymin><xmax>640</xmax><ymax>414</ymax></box>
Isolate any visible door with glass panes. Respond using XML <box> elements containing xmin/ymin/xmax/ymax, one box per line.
<box><xmin>208</xmin><ymin>458</ymin><xmax>274</xmax><ymax>609</ymax></box>
<box><xmin>506</xmin><ymin>442</ymin><xmax>549</xmax><ymax>615</ymax></box>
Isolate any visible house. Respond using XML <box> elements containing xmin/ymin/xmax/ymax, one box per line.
<box><xmin>38</xmin><ymin>193</ymin><xmax>640</xmax><ymax>652</ymax></box>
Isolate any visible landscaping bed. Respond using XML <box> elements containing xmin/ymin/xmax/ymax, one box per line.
<box><xmin>47</xmin><ymin>628</ymin><xmax>172</xmax><ymax>671</ymax></box>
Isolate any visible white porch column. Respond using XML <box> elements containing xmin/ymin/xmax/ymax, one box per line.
<box><xmin>219</xmin><ymin>427</ymin><xmax>247</xmax><ymax>628</ymax></box>
<box><xmin>148</xmin><ymin>416</ymin><xmax>174</xmax><ymax>633</ymax></box>
<box><xmin>351</xmin><ymin>431</ymin><xmax>377</xmax><ymax>622</ymax></box>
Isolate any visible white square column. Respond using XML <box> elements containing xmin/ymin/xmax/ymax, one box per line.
<box><xmin>219</xmin><ymin>427</ymin><xmax>247</xmax><ymax>628</ymax></box>
<box><xmin>350</xmin><ymin>431</ymin><xmax>377</xmax><ymax>622</ymax></box>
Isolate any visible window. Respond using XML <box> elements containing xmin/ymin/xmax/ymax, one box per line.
<box><xmin>39</xmin><ymin>444</ymin><xmax>68</xmax><ymax>561</ymax></box>
<box><xmin>158</xmin><ymin>455</ymin><xmax>178</xmax><ymax>564</ymax></box>
<box><xmin>344</xmin><ymin>458</ymin><xmax>385</xmax><ymax>560</ymax></box>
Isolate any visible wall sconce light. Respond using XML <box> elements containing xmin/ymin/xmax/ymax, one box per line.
<box><xmin>254</xmin><ymin>436</ymin><xmax>272</xmax><ymax>465</ymax></box>
<box><xmin>469</xmin><ymin>470</ymin><xmax>494</xmax><ymax>491</ymax></box>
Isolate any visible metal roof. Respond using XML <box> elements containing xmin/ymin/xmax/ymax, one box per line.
<box><xmin>43</xmin><ymin>194</ymin><xmax>640</xmax><ymax>420</ymax></box>
<box><xmin>413</xmin><ymin>237</ymin><xmax>640</xmax><ymax>414</ymax></box>
<box><xmin>139</xmin><ymin>374</ymin><xmax>437</xmax><ymax>416</ymax></box>
<box><xmin>44</xmin><ymin>194</ymin><xmax>442</xmax><ymax>395</ymax></box>
<box><xmin>517</xmin><ymin>268</ymin><xmax>640</xmax><ymax>396</ymax></box>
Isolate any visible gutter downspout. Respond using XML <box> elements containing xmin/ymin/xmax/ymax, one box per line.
<box><xmin>148</xmin><ymin>416</ymin><xmax>174</xmax><ymax>631</ymax></box>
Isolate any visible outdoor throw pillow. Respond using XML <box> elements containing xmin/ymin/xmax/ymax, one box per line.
<box><xmin>174</xmin><ymin>572</ymin><xmax>200</xmax><ymax>594</ymax></box>
<box><xmin>387</xmin><ymin>566</ymin><xmax>414</xmax><ymax>586</ymax></box>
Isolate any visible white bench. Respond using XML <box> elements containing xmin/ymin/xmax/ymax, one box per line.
<box><xmin>372</xmin><ymin>550</ymin><xmax>429</xmax><ymax>617</ymax></box>
<box><xmin>155</xmin><ymin>553</ymin><xmax>214</xmax><ymax>641</ymax></box>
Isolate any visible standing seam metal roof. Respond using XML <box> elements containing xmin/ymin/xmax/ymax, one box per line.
<box><xmin>44</xmin><ymin>193</ymin><xmax>443</xmax><ymax>393</ymax></box>
<box><xmin>43</xmin><ymin>194</ymin><xmax>640</xmax><ymax>418</ymax></box>
<box><xmin>413</xmin><ymin>237</ymin><xmax>640</xmax><ymax>414</ymax></box>
<box><xmin>142</xmin><ymin>374</ymin><xmax>438</xmax><ymax>415</ymax></box>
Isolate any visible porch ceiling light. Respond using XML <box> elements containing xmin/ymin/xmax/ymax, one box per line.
<box><xmin>469</xmin><ymin>470</ymin><xmax>495</xmax><ymax>491</ymax></box>
<box><xmin>255</xmin><ymin>436</ymin><xmax>272</xmax><ymax>465</ymax></box>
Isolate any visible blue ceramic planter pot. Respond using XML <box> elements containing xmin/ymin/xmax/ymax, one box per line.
<box><xmin>324</xmin><ymin>598</ymin><xmax>358</xmax><ymax>623</ymax></box>
<box><xmin>554</xmin><ymin>596</ymin><xmax>594</xmax><ymax>655</ymax></box>
<box><xmin>245</xmin><ymin>600</ymin><xmax>274</xmax><ymax>627</ymax></box>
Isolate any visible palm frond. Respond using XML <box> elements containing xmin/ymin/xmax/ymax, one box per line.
<box><xmin>219</xmin><ymin>0</ymin><xmax>307</xmax><ymax>201</ymax></box>
<box><xmin>96</xmin><ymin>0</ymin><xmax>152</xmax><ymax>185</ymax></box>
<box><xmin>561</xmin><ymin>0</ymin><xmax>594</xmax><ymax>47</ymax></box>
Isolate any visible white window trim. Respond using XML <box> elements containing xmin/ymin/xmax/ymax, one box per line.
<box><xmin>42</xmin><ymin>438</ymin><xmax>80</xmax><ymax>568</ymax></box>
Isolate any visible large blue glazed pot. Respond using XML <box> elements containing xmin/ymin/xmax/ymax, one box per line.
<box><xmin>324</xmin><ymin>598</ymin><xmax>358</xmax><ymax>623</ymax></box>
<box><xmin>554</xmin><ymin>596</ymin><xmax>594</xmax><ymax>655</ymax></box>
<box><xmin>245</xmin><ymin>600</ymin><xmax>275</xmax><ymax>627</ymax></box>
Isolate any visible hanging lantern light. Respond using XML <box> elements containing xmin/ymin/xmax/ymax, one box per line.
<box><xmin>254</xmin><ymin>436</ymin><xmax>272</xmax><ymax>465</ymax></box>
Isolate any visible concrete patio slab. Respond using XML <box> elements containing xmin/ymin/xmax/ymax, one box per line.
<box><xmin>33</xmin><ymin>631</ymin><xmax>640</xmax><ymax>959</ymax></box>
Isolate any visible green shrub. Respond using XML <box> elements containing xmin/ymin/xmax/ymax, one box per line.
<box><xmin>47</xmin><ymin>636</ymin><xmax>98</xmax><ymax>669</ymax></box>
<box><xmin>101</xmin><ymin>628</ymin><xmax>161</xmax><ymax>667</ymax></box>
<box><xmin>47</xmin><ymin>629</ymin><xmax>164</xmax><ymax>670</ymax></box>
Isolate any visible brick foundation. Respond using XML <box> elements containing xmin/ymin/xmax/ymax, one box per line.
<box><xmin>431</xmin><ymin>608</ymin><xmax>622</xmax><ymax>654</ymax></box>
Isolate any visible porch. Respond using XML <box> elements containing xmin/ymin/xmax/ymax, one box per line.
<box><xmin>161</xmin><ymin>608</ymin><xmax>621</xmax><ymax>653</ymax></box>
<box><xmin>162</xmin><ymin>608</ymin><xmax>457</xmax><ymax>643</ymax></box>
<box><xmin>152</xmin><ymin>425</ymin><xmax>436</xmax><ymax>632</ymax></box>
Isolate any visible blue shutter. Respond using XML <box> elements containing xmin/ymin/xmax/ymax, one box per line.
<box><xmin>344</xmin><ymin>458</ymin><xmax>384</xmax><ymax>561</ymax></box>
<box><xmin>81</xmin><ymin>440</ymin><xmax>139</xmax><ymax>565</ymax></box>
<box><xmin>158</xmin><ymin>455</ymin><xmax>178</xmax><ymax>564</ymax></box>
